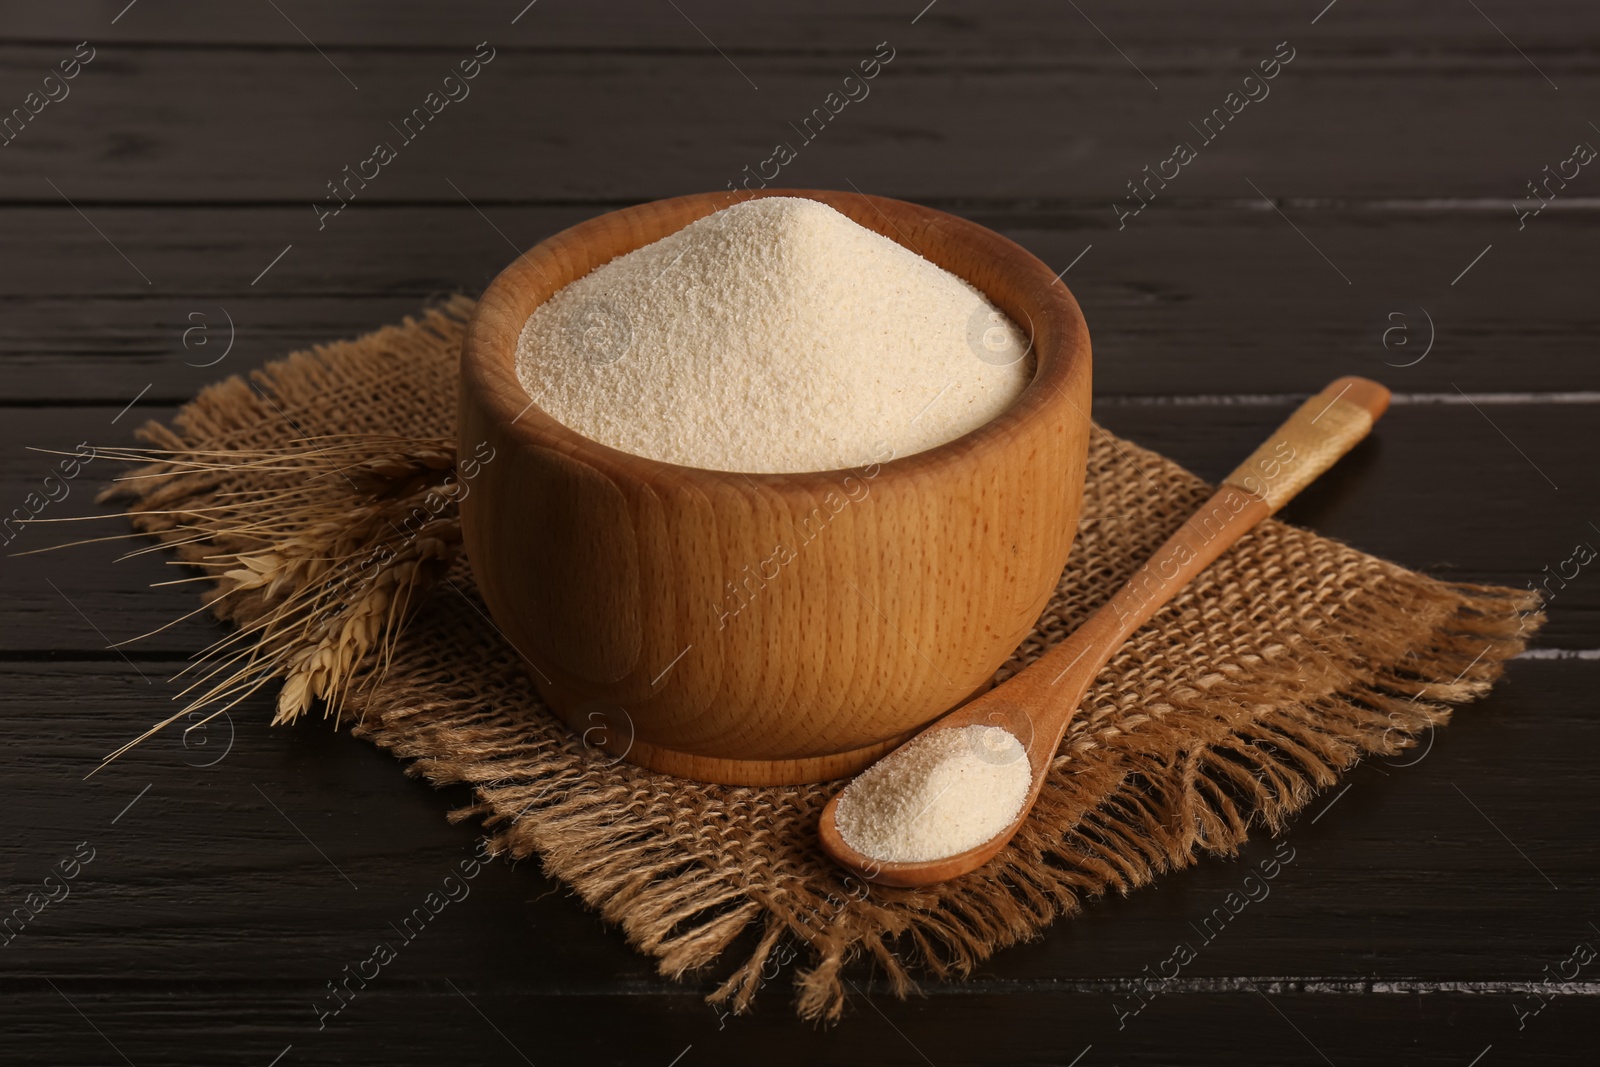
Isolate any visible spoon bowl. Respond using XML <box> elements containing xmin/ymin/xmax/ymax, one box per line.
<box><xmin>818</xmin><ymin>689</ymin><xmax>1055</xmax><ymax>886</ymax></box>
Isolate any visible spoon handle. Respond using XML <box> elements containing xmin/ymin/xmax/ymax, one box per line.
<box><xmin>1016</xmin><ymin>377</ymin><xmax>1393</xmax><ymax>715</ymax></box>
<box><xmin>1113</xmin><ymin>375</ymin><xmax>1386</xmax><ymax>640</ymax></box>
<box><xmin>1220</xmin><ymin>375</ymin><xmax>1391</xmax><ymax>514</ymax></box>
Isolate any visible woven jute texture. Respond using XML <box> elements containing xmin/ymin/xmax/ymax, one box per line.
<box><xmin>109</xmin><ymin>297</ymin><xmax>1540</xmax><ymax>1020</ymax></box>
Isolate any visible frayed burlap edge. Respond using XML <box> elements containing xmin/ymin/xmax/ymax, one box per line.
<box><xmin>102</xmin><ymin>297</ymin><xmax>1543</xmax><ymax>1021</ymax></box>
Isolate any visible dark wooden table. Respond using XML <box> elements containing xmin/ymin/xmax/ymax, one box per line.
<box><xmin>3</xmin><ymin>3</ymin><xmax>1596</xmax><ymax>1064</ymax></box>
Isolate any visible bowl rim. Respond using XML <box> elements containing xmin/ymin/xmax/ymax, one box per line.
<box><xmin>460</xmin><ymin>187</ymin><xmax>1090</xmax><ymax>492</ymax></box>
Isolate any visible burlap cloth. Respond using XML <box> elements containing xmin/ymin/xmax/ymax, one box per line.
<box><xmin>108</xmin><ymin>297</ymin><xmax>1539</xmax><ymax>1020</ymax></box>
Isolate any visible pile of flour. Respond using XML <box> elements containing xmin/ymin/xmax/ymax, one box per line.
<box><xmin>514</xmin><ymin>196</ymin><xmax>1032</xmax><ymax>473</ymax></box>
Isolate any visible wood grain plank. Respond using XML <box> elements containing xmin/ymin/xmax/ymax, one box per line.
<box><xmin>0</xmin><ymin>206</ymin><xmax>1597</xmax><ymax>401</ymax></box>
<box><xmin>4</xmin><ymin>0</ymin><xmax>1597</xmax><ymax>53</ymax></box>
<box><xmin>0</xmin><ymin>659</ymin><xmax>1595</xmax><ymax>1065</ymax></box>
<box><xmin>1093</xmin><ymin>399</ymin><xmax>1600</xmax><ymax>646</ymax></box>
<box><xmin>0</xmin><ymin>986</ymin><xmax>1593</xmax><ymax>1067</ymax></box>
<box><xmin>3</xmin><ymin>659</ymin><xmax>1593</xmax><ymax>981</ymax></box>
<box><xmin>1</xmin><ymin>44</ymin><xmax>1597</xmax><ymax>202</ymax></box>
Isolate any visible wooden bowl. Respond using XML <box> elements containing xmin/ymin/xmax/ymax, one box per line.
<box><xmin>458</xmin><ymin>189</ymin><xmax>1091</xmax><ymax>785</ymax></box>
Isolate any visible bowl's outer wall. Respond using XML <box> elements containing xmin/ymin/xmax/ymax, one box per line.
<box><xmin>459</xmin><ymin>189</ymin><xmax>1091</xmax><ymax>767</ymax></box>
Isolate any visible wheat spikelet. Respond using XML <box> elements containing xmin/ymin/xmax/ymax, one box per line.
<box><xmin>269</xmin><ymin>524</ymin><xmax>459</xmax><ymax>726</ymax></box>
<box><xmin>66</xmin><ymin>433</ymin><xmax>467</xmax><ymax>769</ymax></box>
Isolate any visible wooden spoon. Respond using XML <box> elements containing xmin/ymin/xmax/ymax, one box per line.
<box><xmin>819</xmin><ymin>376</ymin><xmax>1392</xmax><ymax>887</ymax></box>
